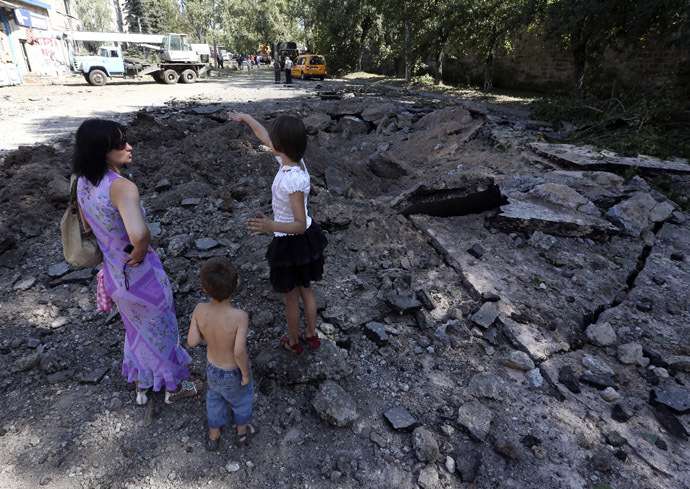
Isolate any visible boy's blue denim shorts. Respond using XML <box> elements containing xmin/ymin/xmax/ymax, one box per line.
<box><xmin>206</xmin><ymin>362</ymin><xmax>255</xmax><ymax>428</ymax></box>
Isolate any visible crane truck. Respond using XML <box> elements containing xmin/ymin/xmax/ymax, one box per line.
<box><xmin>66</xmin><ymin>32</ymin><xmax>211</xmax><ymax>86</ymax></box>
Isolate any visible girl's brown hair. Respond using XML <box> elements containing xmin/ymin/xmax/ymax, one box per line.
<box><xmin>269</xmin><ymin>115</ymin><xmax>307</xmax><ymax>163</ymax></box>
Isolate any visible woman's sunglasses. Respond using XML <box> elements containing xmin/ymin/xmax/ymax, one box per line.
<box><xmin>114</xmin><ymin>136</ymin><xmax>128</xmax><ymax>151</ymax></box>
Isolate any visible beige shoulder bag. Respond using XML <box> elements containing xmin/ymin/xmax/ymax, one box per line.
<box><xmin>60</xmin><ymin>175</ymin><xmax>103</xmax><ymax>267</ymax></box>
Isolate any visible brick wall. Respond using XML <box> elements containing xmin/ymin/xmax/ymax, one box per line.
<box><xmin>443</xmin><ymin>32</ymin><xmax>689</xmax><ymax>92</ymax></box>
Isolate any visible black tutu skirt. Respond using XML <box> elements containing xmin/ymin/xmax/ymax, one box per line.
<box><xmin>266</xmin><ymin>221</ymin><xmax>328</xmax><ymax>293</ymax></box>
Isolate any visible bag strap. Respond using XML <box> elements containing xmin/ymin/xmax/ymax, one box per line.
<box><xmin>69</xmin><ymin>174</ymin><xmax>78</xmax><ymax>205</ymax></box>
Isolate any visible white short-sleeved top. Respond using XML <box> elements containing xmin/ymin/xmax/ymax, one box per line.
<box><xmin>271</xmin><ymin>156</ymin><xmax>312</xmax><ymax>236</ymax></box>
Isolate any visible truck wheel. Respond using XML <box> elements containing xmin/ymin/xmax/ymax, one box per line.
<box><xmin>88</xmin><ymin>69</ymin><xmax>107</xmax><ymax>86</ymax></box>
<box><xmin>179</xmin><ymin>69</ymin><xmax>197</xmax><ymax>84</ymax></box>
<box><xmin>152</xmin><ymin>73</ymin><xmax>165</xmax><ymax>84</ymax></box>
<box><xmin>162</xmin><ymin>69</ymin><xmax>179</xmax><ymax>84</ymax></box>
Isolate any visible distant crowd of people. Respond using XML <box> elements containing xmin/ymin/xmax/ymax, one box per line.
<box><xmin>214</xmin><ymin>51</ymin><xmax>295</xmax><ymax>85</ymax></box>
<box><xmin>215</xmin><ymin>52</ymin><xmax>266</xmax><ymax>72</ymax></box>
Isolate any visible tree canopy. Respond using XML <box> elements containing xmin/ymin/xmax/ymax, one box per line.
<box><xmin>118</xmin><ymin>0</ymin><xmax>688</xmax><ymax>92</ymax></box>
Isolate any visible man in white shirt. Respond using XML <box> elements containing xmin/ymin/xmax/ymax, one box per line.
<box><xmin>284</xmin><ymin>57</ymin><xmax>293</xmax><ymax>84</ymax></box>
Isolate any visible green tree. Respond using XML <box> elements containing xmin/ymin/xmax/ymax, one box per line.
<box><xmin>143</xmin><ymin>0</ymin><xmax>181</xmax><ymax>34</ymax></box>
<box><xmin>363</xmin><ymin>0</ymin><xmax>425</xmax><ymax>80</ymax></box>
<box><xmin>182</xmin><ymin>0</ymin><xmax>219</xmax><ymax>42</ymax></box>
<box><xmin>218</xmin><ymin>0</ymin><xmax>298</xmax><ymax>54</ymax></box>
<box><xmin>456</xmin><ymin>0</ymin><xmax>533</xmax><ymax>91</ymax></box>
<box><xmin>75</xmin><ymin>0</ymin><xmax>115</xmax><ymax>32</ymax></box>
<box><xmin>124</xmin><ymin>0</ymin><xmax>149</xmax><ymax>33</ymax></box>
<box><xmin>541</xmin><ymin>0</ymin><xmax>689</xmax><ymax>95</ymax></box>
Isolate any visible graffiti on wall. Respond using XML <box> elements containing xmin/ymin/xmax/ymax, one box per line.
<box><xmin>33</xmin><ymin>37</ymin><xmax>67</xmax><ymax>76</ymax></box>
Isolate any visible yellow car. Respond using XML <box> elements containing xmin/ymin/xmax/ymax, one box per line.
<box><xmin>291</xmin><ymin>55</ymin><xmax>327</xmax><ymax>81</ymax></box>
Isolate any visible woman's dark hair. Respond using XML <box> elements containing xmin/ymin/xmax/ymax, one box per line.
<box><xmin>73</xmin><ymin>119</ymin><xmax>126</xmax><ymax>186</ymax></box>
<box><xmin>269</xmin><ymin>115</ymin><xmax>307</xmax><ymax>163</ymax></box>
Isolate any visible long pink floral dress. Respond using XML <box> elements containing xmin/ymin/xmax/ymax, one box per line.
<box><xmin>78</xmin><ymin>171</ymin><xmax>191</xmax><ymax>391</ymax></box>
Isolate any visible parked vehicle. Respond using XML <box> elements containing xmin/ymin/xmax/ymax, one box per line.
<box><xmin>69</xmin><ymin>33</ymin><xmax>211</xmax><ymax>86</ymax></box>
<box><xmin>257</xmin><ymin>43</ymin><xmax>271</xmax><ymax>64</ymax></box>
<box><xmin>291</xmin><ymin>54</ymin><xmax>326</xmax><ymax>81</ymax></box>
<box><xmin>190</xmin><ymin>43</ymin><xmax>211</xmax><ymax>63</ymax></box>
<box><xmin>271</xmin><ymin>42</ymin><xmax>298</xmax><ymax>64</ymax></box>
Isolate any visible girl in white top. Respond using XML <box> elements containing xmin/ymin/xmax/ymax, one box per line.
<box><xmin>228</xmin><ymin>112</ymin><xmax>328</xmax><ymax>355</ymax></box>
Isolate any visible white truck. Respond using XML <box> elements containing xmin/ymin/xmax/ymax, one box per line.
<box><xmin>68</xmin><ymin>33</ymin><xmax>211</xmax><ymax>86</ymax></box>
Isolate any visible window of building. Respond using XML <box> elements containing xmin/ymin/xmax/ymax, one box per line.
<box><xmin>64</xmin><ymin>1</ymin><xmax>72</xmax><ymax>16</ymax></box>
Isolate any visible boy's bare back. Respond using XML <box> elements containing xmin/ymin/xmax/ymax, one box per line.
<box><xmin>190</xmin><ymin>301</ymin><xmax>249</xmax><ymax>369</ymax></box>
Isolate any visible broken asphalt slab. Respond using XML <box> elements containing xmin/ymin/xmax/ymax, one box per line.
<box><xmin>529</xmin><ymin>142</ymin><xmax>690</xmax><ymax>173</ymax></box>
<box><xmin>409</xmin><ymin>212</ymin><xmax>644</xmax><ymax>362</ymax></box>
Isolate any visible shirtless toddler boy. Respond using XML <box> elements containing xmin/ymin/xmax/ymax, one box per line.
<box><xmin>188</xmin><ymin>257</ymin><xmax>257</xmax><ymax>450</ymax></box>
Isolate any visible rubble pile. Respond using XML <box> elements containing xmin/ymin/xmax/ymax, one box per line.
<box><xmin>0</xmin><ymin>86</ymin><xmax>688</xmax><ymax>489</ymax></box>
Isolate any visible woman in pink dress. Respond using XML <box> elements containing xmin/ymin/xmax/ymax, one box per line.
<box><xmin>73</xmin><ymin>119</ymin><xmax>202</xmax><ymax>406</ymax></box>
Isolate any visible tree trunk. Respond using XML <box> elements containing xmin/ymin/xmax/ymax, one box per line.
<box><xmin>571</xmin><ymin>43</ymin><xmax>586</xmax><ymax>97</ymax></box>
<box><xmin>483</xmin><ymin>52</ymin><xmax>494</xmax><ymax>92</ymax></box>
<box><xmin>483</xmin><ymin>27</ymin><xmax>497</xmax><ymax>92</ymax></box>
<box><xmin>404</xmin><ymin>1</ymin><xmax>411</xmax><ymax>83</ymax></box>
<box><xmin>570</xmin><ymin>15</ymin><xmax>586</xmax><ymax>98</ymax></box>
<box><xmin>434</xmin><ymin>47</ymin><xmax>443</xmax><ymax>85</ymax></box>
<box><xmin>358</xmin><ymin>15</ymin><xmax>373</xmax><ymax>73</ymax></box>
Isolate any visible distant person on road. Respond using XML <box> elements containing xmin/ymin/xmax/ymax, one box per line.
<box><xmin>72</xmin><ymin>119</ymin><xmax>202</xmax><ymax>407</ymax></box>
<box><xmin>188</xmin><ymin>257</ymin><xmax>257</xmax><ymax>450</ymax></box>
<box><xmin>227</xmin><ymin>111</ymin><xmax>327</xmax><ymax>355</ymax></box>
<box><xmin>247</xmin><ymin>56</ymin><xmax>252</xmax><ymax>73</ymax></box>
<box><xmin>238</xmin><ymin>55</ymin><xmax>244</xmax><ymax>70</ymax></box>
<box><xmin>284</xmin><ymin>56</ymin><xmax>293</xmax><ymax>84</ymax></box>
<box><xmin>217</xmin><ymin>52</ymin><xmax>224</xmax><ymax>69</ymax></box>
<box><xmin>273</xmin><ymin>58</ymin><xmax>281</xmax><ymax>84</ymax></box>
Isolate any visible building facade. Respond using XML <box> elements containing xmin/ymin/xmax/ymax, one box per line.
<box><xmin>0</xmin><ymin>0</ymin><xmax>125</xmax><ymax>85</ymax></box>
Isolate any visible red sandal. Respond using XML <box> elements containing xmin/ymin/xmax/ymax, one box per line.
<box><xmin>299</xmin><ymin>331</ymin><xmax>321</xmax><ymax>349</ymax></box>
<box><xmin>280</xmin><ymin>334</ymin><xmax>304</xmax><ymax>355</ymax></box>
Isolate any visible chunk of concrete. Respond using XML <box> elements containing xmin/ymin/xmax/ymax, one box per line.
<box><xmin>303</xmin><ymin>113</ymin><xmax>332</xmax><ymax>133</ymax></box>
<box><xmin>413</xmin><ymin>427</ymin><xmax>440</xmax><ymax>463</ymax></box>
<box><xmin>496</xmin><ymin>194</ymin><xmax>619</xmax><ymax>238</ymax></box>
<box><xmin>368</xmin><ymin>152</ymin><xmax>411</xmax><ymax>179</ymax></box>
<box><xmin>652</xmin><ymin>386</ymin><xmax>690</xmax><ymax>414</ymax></box>
<box><xmin>605</xmin><ymin>192</ymin><xmax>657</xmax><ymax>237</ymax></box>
<box><xmin>586</xmin><ymin>322</ymin><xmax>617</xmax><ymax>346</ymax></box>
<box><xmin>504</xmin><ymin>350</ymin><xmax>535</xmax><ymax>371</ymax></box>
<box><xmin>543</xmin><ymin>170</ymin><xmax>624</xmax><ymax>208</ymax></box>
<box><xmin>334</xmin><ymin>116</ymin><xmax>369</xmax><ymax>135</ymax></box>
<box><xmin>471</xmin><ymin>302</ymin><xmax>499</xmax><ymax>329</ymax></box>
<box><xmin>528</xmin><ymin>183</ymin><xmax>590</xmax><ymax>210</ymax></box>
<box><xmin>617</xmin><ymin>342</ymin><xmax>649</xmax><ymax>367</ymax></box>
<box><xmin>312</xmin><ymin>380</ymin><xmax>358</xmax><ymax>427</ymax></box>
<box><xmin>384</xmin><ymin>406</ymin><xmax>418</xmax><ymax>432</ymax></box>
<box><xmin>361</xmin><ymin>102</ymin><xmax>398</xmax><ymax>122</ymax></box>
<box><xmin>457</xmin><ymin>400</ymin><xmax>493</xmax><ymax>441</ymax></box>
<box><xmin>529</xmin><ymin>142</ymin><xmax>690</xmax><ymax>173</ymax></box>
<box><xmin>467</xmin><ymin>372</ymin><xmax>503</xmax><ymax>400</ymax></box>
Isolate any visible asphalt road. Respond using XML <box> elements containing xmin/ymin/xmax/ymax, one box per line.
<box><xmin>0</xmin><ymin>68</ymin><xmax>321</xmax><ymax>153</ymax></box>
